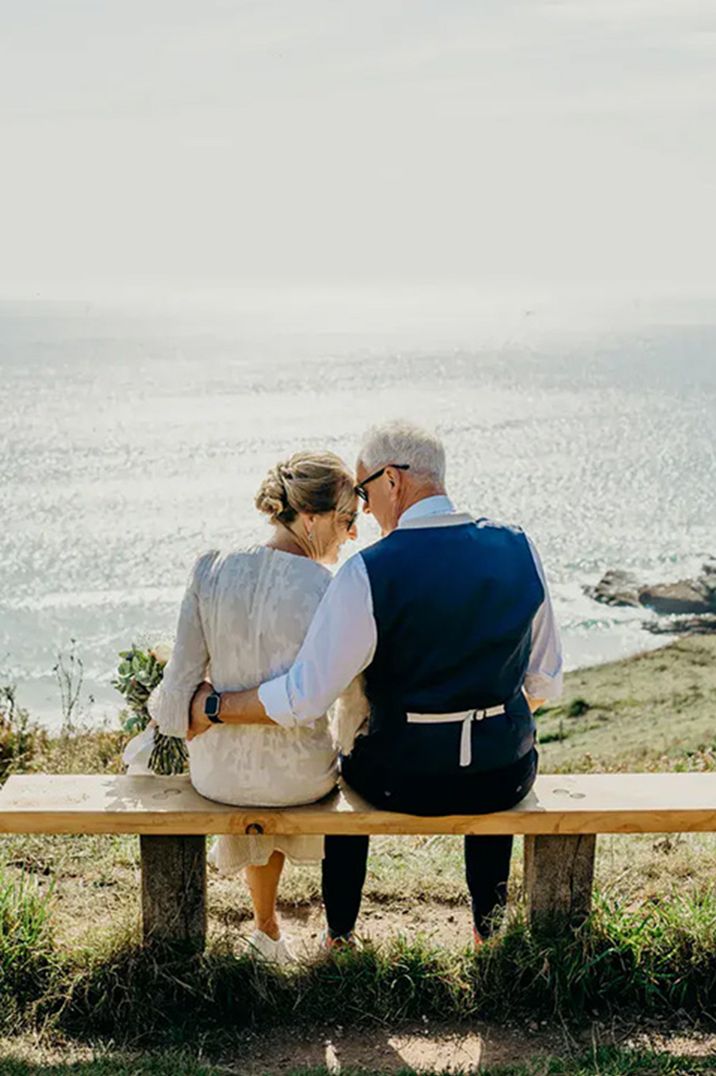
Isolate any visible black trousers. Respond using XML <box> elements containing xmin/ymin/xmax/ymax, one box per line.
<box><xmin>321</xmin><ymin>747</ymin><xmax>538</xmax><ymax>939</ymax></box>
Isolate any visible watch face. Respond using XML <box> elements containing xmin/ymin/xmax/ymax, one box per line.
<box><xmin>204</xmin><ymin>693</ymin><xmax>220</xmax><ymax>719</ymax></box>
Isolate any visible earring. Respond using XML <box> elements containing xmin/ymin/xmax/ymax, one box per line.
<box><xmin>308</xmin><ymin>531</ymin><xmax>315</xmax><ymax>544</ymax></box>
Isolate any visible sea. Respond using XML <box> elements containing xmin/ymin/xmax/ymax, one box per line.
<box><xmin>1</xmin><ymin>298</ymin><xmax>715</xmax><ymax>729</ymax></box>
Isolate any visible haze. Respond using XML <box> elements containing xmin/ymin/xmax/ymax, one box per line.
<box><xmin>1</xmin><ymin>1</ymin><xmax>715</xmax><ymax>317</ymax></box>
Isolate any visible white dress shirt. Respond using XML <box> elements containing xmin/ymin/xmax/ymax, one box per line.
<box><xmin>258</xmin><ymin>495</ymin><xmax>563</xmax><ymax>728</ymax></box>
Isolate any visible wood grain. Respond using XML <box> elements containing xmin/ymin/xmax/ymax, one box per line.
<box><xmin>0</xmin><ymin>773</ymin><xmax>715</xmax><ymax>836</ymax></box>
<box><xmin>140</xmin><ymin>834</ymin><xmax>206</xmax><ymax>950</ymax></box>
<box><xmin>524</xmin><ymin>833</ymin><xmax>597</xmax><ymax>925</ymax></box>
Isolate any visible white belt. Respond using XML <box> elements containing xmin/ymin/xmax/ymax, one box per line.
<box><xmin>406</xmin><ymin>705</ymin><xmax>506</xmax><ymax>768</ymax></box>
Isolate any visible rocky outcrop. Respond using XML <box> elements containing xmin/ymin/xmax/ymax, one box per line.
<box><xmin>638</xmin><ymin>580</ymin><xmax>713</xmax><ymax>616</ymax></box>
<box><xmin>643</xmin><ymin>614</ymin><xmax>716</xmax><ymax>636</ymax></box>
<box><xmin>583</xmin><ymin>570</ymin><xmax>642</xmax><ymax>607</ymax></box>
<box><xmin>585</xmin><ymin>560</ymin><xmax>716</xmax><ymax>633</ymax></box>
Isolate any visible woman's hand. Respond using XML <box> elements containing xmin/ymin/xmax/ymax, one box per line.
<box><xmin>188</xmin><ymin>682</ymin><xmax>215</xmax><ymax>741</ymax></box>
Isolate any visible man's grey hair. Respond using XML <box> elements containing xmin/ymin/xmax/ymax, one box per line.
<box><xmin>358</xmin><ymin>420</ymin><xmax>446</xmax><ymax>485</ymax></box>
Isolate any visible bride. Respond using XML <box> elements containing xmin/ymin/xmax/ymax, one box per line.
<box><xmin>147</xmin><ymin>451</ymin><xmax>359</xmax><ymax>963</ymax></box>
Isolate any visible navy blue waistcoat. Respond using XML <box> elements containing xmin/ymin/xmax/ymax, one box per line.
<box><xmin>358</xmin><ymin>518</ymin><xmax>544</xmax><ymax>775</ymax></box>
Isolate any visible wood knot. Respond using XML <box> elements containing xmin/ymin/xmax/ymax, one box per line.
<box><xmin>245</xmin><ymin>822</ymin><xmax>264</xmax><ymax>835</ymax></box>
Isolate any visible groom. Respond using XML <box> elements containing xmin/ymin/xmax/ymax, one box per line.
<box><xmin>191</xmin><ymin>420</ymin><xmax>562</xmax><ymax>944</ymax></box>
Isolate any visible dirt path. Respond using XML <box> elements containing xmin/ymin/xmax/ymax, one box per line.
<box><xmin>218</xmin><ymin>1023</ymin><xmax>716</xmax><ymax>1074</ymax></box>
<box><xmin>230</xmin><ymin>1022</ymin><xmax>561</xmax><ymax>1074</ymax></box>
<box><xmin>2</xmin><ymin>1022</ymin><xmax>715</xmax><ymax>1073</ymax></box>
<box><xmin>272</xmin><ymin>898</ymin><xmax>476</xmax><ymax>954</ymax></box>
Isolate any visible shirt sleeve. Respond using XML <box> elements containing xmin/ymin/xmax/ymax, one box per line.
<box><xmin>523</xmin><ymin>536</ymin><xmax>564</xmax><ymax>701</ymax></box>
<box><xmin>258</xmin><ymin>553</ymin><xmax>377</xmax><ymax>727</ymax></box>
<box><xmin>147</xmin><ymin>553</ymin><xmax>213</xmax><ymax>738</ymax></box>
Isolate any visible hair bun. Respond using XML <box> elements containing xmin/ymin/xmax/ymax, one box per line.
<box><xmin>255</xmin><ymin>450</ymin><xmax>355</xmax><ymax>533</ymax></box>
<box><xmin>254</xmin><ymin>464</ymin><xmax>290</xmax><ymax>523</ymax></box>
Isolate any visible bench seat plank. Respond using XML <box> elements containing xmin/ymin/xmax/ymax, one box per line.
<box><xmin>1</xmin><ymin>773</ymin><xmax>716</xmax><ymax>836</ymax></box>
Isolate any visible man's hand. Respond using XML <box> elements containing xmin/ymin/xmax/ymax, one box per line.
<box><xmin>188</xmin><ymin>681</ymin><xmax>215</xmax><ymax>741</ymax></box>
<box><xmin>188</xmin><ymin>681</ymin><xmax>275</xmax><ymax>733</ymax></box>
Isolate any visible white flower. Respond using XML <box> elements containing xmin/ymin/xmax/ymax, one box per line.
<box><xmin>150</xmin><ymin>642</ymin><xmax>173</xmax><ymax>666</ymax></box>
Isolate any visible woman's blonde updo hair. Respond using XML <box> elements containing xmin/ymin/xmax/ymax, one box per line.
<box><xmin>255</xmin><ymin>450</ymin><xmax>356</xmax><ymax>528</ymax></box>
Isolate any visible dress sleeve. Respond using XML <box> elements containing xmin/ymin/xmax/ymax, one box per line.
<box><xmin>147</xmin><ymin>552</ymin><xmax>215</xmax><ymax>738</ymax></box>
<box><xmin>257</xmin><ymin>552</ymin><xmax>377</xmax><ymax>727</ymax></box>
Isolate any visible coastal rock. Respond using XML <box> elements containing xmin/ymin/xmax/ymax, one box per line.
<box><xmin>583</xmin><ymin>570</ymin><xmax>642</xmax><ymax>607</ymax></box>
<box><xmin>585</xmin><ymin>561</ymin><xmax>716</xmax><ymax>615</ymax></box>
<box><xmin>700</xmin><ymin>559</ymin><xmax>716</xmax><ymax>593</ymax></box>
<box><xmin>643</xmin><ymin>614</ymin><xmax>716</xmax><ymax>636</ymax></box>
<box><xmin>638</xmin><ymin>580</ymin><xmax>714</xmax><ymax>616</ymax></box>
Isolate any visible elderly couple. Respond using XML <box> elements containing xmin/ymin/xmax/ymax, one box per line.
<box><xmin>149</xmin><ymin>420</ymin><xmax>562</xmax><ymax>963</ymax></box>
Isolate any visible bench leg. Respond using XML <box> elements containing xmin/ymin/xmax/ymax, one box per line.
<box><xmin>523</xmin><ymin>834</ymin><xmax>596</xmax><ymax>928</ymax></box>
<box><xmin>140</xmin><ymin>835</ymin><xmax>207</xmax><ymax>951</ymax></box>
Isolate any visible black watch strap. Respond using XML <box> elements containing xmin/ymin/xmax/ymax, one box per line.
<box><xmin>204</xmin><ymin>691</ymin><xmax>223</xmax><ymax>724</ymax></box>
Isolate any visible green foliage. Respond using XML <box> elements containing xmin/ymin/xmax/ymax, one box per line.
<box><xmin>537</xmin><ymin>719</ymin><xmax>566</xmax><ymax>744</ymax></box>
<box><xmin>0</xmin><ymin>684</ymin><xmax>48</xmax><ymax>782</ymax></box>
<box><xmin>0</xmin><ymin>678</ymin><xmax>136</xmax><ymax>786</ymax></box>
<box><xmin>0</xmin><ymin>1045</ymin><xmax>715</xmax><ymax>1075</ymax></box>
<box><xmin>0</xmin><ymin>1053</ymin><xmax>711</xmax><ymax>1076</ymax></box>
<box><xmin>112</xmin><ymin>645</ymin><xmax>187</xmax><ymax>776</ymax></box>
<box><xmin>538</xmin><ymin>637</ymin><xmax>716</xmax><ymax>773</ymax></box>
<box><xmin>0</xmin><ymin>865</ymin><xmax>54</xmax><ymax>1023</ymax></box>
<box><xmin>0</xmin><ymin>1056</ymin><xmax>220</xmax><ymax>1075</ymax></box>
<box><xmin>113</xmin><ymin>647</ymin><xmax>164</xmax><ymax>735</ymax></box>
<box><xmin>3</xmin><ymin>893</ymin><xmax>705</xmax><ymax>1043</ymax></box>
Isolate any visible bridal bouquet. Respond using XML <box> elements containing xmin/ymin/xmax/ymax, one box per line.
<box><xmin>114</xmin><ymin>645</ymin><xmax>188</xmax><ymax>775</ymax></box>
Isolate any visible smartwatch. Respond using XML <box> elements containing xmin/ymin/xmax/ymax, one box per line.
<box><xmin>203</xmin><ymin>691</ymin><xmax>223</xmax><ymax>724</ymax></box>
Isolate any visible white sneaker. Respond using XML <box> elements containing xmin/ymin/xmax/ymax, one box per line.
<box><xmin>247</xmin><ymin>929</ymin><xmax>296</xmax><ymax>966</ymax></box>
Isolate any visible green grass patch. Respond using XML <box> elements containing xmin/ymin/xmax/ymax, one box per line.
<box><xmin>0</xmin><ymin>1046</ymin><xmax>714</xmax><ymax>1074</ymax></box>
<box><xmin>0</xmin><ymin>1055</ymin><xmax>218</xmax><ymax>1075</ymax></box>
<box><xmin>0</xmin><ymin>892</ymin><xmax>705</xmax><ymax>1044</ymax></box>
<box><xmin>537</xmin><ymin>637</ymin><xmax>716</xmax><ymax>772</ymax></box>
<box><xmin>0</xmin><ymin>864</ymin><xmax>55</xmax><ymax>1024</ymax></box>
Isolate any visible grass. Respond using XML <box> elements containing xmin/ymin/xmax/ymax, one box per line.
<box><xmin>535</xmin><ymin>637</ymin><xmax>716</xmax><ymax>773</ymax></box>
<box><xmin>0</xmin><ymin>1046</ymin><xmax>714</xmax><ymax>1074</ymax></box>
<box><xmin>0</xmin><ymin>894</ymin><xmax>709</xmax><ymax>1044</ymax></box>
<box><xmin>2</xmin><ymin>822</ymin><xmax>715</xmax><ymax>946</ymax></box>
<box><xmin>0</xmin><ymin>1055</ymin><xmax>218</xmax><ymax>1075</ymax></box>
<box><xmin>0</xmin><ymin>864</ymin><xmax>55</xmax><ymax>1023</ymax></box>
<box><xmin>284</xmin><ymin>1053</ymin><xmax>716</xmax><ymax>1076</ymax></box>
<box><xmin>0</xmin><ymin>636</ymin><xmax>716</xmax><ymax>1069</ymax></box>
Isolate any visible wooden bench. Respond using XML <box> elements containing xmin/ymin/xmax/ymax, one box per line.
<box><xmin>1</xmin><ymin>772</ymin><xmax>715</xmax><ymax>950</ymax></box>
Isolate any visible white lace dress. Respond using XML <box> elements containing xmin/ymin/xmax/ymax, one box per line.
<box><xmin>147</xmin><ymin>546</ymin><xmax>339</xmax><ymax>871</ymax></box>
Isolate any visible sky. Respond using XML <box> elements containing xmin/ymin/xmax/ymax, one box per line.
<box><xmin>1</xmin><ymin>0</ymin><xmax>715</xmax><ymax>311</ymax></box>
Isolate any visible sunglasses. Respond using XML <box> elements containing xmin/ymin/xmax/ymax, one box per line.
<box><xmin>354</xmin><ymin>464</ymin><xmax>410</xmax><ymax>504</ymax></box>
